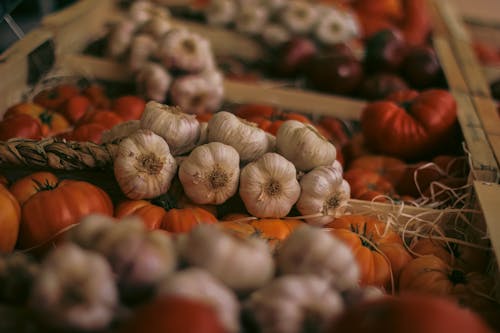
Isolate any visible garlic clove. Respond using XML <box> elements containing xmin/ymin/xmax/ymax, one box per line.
<box><xmin>277</xmin><ymin>225</ymin><xmax>360</xmax><ymax>291</ymax></box>
<box><xmin>314</xmin><ymin>8</ymin><xmax>353</xmax><ymax>46</ymax></box>
<box><xmin>159</xmin><ymin>267</ymin><xmax>240</xmax><ymax>333</ymax></box>
<box><xmin>276</xmin><ymin>120</ymin><xmax>336</xmax><ymax>171</ymax></box>
<box><xmin>205</xmin><ymin>0</ymin><xmax>238</xmax><ymax>26</ymax></box>
<box><xmin>114</xmin><ymin>129</ymin><xmax>177</xmax><ymax>199</ymax></box>
<box><xmin>207</xmin><ymin>111</ymin><xmax>269</xmax><ymax>162</ymax></box>
<box><xmin>136</xmin><ymin>62</ymin><xmax>172</xmax><ymax>102</ymax></box>
<box><xmin>239</xmin><ymin>152</ymin><xmax>300</xmax><ymax>218</ymax></box>
<box><xmin>140</xmin><ymin>16</ymin><xmax>172</xmax><ymax>39</ymax></box>
<box><xmin>179</xmin><ymin>142</ymin><xmax>240</xmax><ymax>205</ymax></box>
<box><xmin>30</xmin><ymin>243</ymin><xmax>118</xmax><ymax>331</ymax></box>
<box><xmin>140</xmin><ymin>101</ymin><xmax>201</xmax><ymax>155</ymax></box>
<box><xmin>296</xmin><ymin>166</ymin><xmax>350</xmax><ymax>226</ymax></box>
<box><xmin>101</xmin><ymin>120</ymin><xmax>141</xmax><ymax>144</ymax></box>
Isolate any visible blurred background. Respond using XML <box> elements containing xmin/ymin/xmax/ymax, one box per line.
<box><xmin>0</xmin><ymin>0</ymin><xmax>77</xmax><ymax>52</ymax></box>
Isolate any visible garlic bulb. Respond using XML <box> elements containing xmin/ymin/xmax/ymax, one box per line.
<box><xmin>266</xmin><ymin>132</ymin><xmax>276</xmax><ymax>152</ymax></box>
<box><xmin>107</xmin><ymin>20</ymin><xmax>137</xmax><ymax>59</ymax></box>
<box><xmin>101</xmin><ymin>120</ymin><xmax>140</xmax><ymax>144</ymax></box>
<box><xmin>314</xmin><ymin>9</ymin><xmax>352</xmax><ymax>46</ymax></box>
<box><xmin>179</xmin><ymin>224</ymin><xmax>275</xmax><ymax>291</ymax></box>
<box><xmin>262</xmin><ymin>0</ymin><xmax>287</xmax><ymax>11</ymax></box>
<box><xmin>197</xmin><ymin>122</ymin><xmax>209</xmax><ymax>146</ymax></box>
<box><xmin>179</xmin><ymin>142</ymin><xmax>240</xmax><ymax>205</ymax></box>
<box><xmin>280</xmin><ymin>1</ymin><xmax>318</xmax><ymax>35</ymax></box>
<box><xmin>159</xmin><ymin>268</ymin><xmax>240</xmax><ymax>333</ymax></box>
<box><xmin>277</xmin><ymin>225</ymin><xmax>360</xmax><ymax>291</ymax></box>
<box><xmin>246</xmin><ymin>274</ymin><xmax>344</xmax><ymax>333</ymax></box>
<box><xmin>342</xmin><ymin>286</ymin><xmax>385</xmax><ymax>308</ymax></box>
<box><xmin>205</xmin><ymin>0</ymin><xmax>237</xmax><ymax>26</ymax></box>
<box><xmin>140</xmin><ymin>16</ymin><xmax>172</xmax><ymax>39</ymax></box>
<box><xmin>140</xmin><ymin>101</ymin><xmax>201</xmax><ymax>155</ymax></box>
<box><xmin>30</xmin><ymin>243</ymin><xmax>117</xmax><ymax>331</ymax></box>
<box><xmin>207</xmin><ymin>111</ymin><xmax>268</xmax><ymax>162</ymax></box>
<box><xmin>66</xmin><ymin>214</ymin><xmax>116</xmax><ymax>250</ymax></box>
<box><xmin>114</xmin><ymin>129</ymin><xmax>177</xmax><ymax>199</ymax></box>
<box><xmin>235</xmin><ymin>5</ymin><xmax>269</xmax><ymax>35</ymax></box>
<box><xmin>296</xmin><ymin>166</ymin><xmax>350</xmax><ymax>226</ymax></box>
<box><xmin>239</xmin><ymin>152</ymin><xmax>300</xmax><ymax>218</ymax></box>
<box><xmin>129</xmin><ymin>34</ymin><xmax>158</xmax><ymax>73</ymax></box>
<box><xmin>158</xmin><ymin>29</ymin><xmax>213</xmax><ymax>73</ymax></box>
<box><xmin>262</xmin><ymin>23</ymin><xmax>291</xmax><ymax>47</ymax></box>
<box><xmin>129</xmin><ymin>1</ymin><xmax>170</xmax><ymax>24</ymax></box>
<box><xmin>136</xmin><ymin>62</ymin><xmax>172</xmax><ymax>102</ymax></box>
<box><xmin>276</xmin><ymin>120</ymin><xmax>336</xmax><ymax>171</ymax></box>
<box><xmin>169</xmin><ymin>71</ymin><xmax>224</xmax><ymax>115</ymax></box>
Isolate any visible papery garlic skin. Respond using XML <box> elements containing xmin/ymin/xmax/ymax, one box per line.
<box><xmin>296</xmin><ymin>166</ymin><xmax>350</xmax><ymax>226</ymax></box>
<box><xmin>239</xmin><ymin>152</ymin><xmax>300</xmax><ymax>218</ymax></box>
<box><xmin>276</xmin><ymin>120</ymin><xmax>336</xmax><ymax>171</ymax></box>
<box><xmin>170</xmin><ymin>71</ymin><xmax>224</xmax><ymax>115</ymax></box>
<box><xmin>140</xmin><ymin>16</ymin><xmax>172</xmax><ymax>39</ymax></box>
<box><xmin>30</xmin><ymin>243</ymin><xmax>117</xmax><ymax>331</ymax></box>
<box><xmin>262</xmin><ymin>23</ymin><xmax>291</xmax><ymax>48</ymax></box>
<box><xmin>101</xmin><ymin>120</ymin><xmax>140</xmax><ymax>144</ymax></box>
<box><xmin>196</xmin><ymin>122</ymin><xmax>209</xmax><ymax>146</ymax></box>
<box><xmin>280</xmin><ymin>1</ymin><xmax>318</xmax><ymax>35</ymax></box>
<box><xmin>141</xmin><ymin>101</ymin><xmax>201</xmax><ymax>155</ymax></box>
<box><xmin>277</xmin><ymin>225</ymin><xmax>360</xmax><ymax>291</ymax></box>
<box><xmin>136</xmin><ymin>62</ymin><xmax>172</xmax><ymax>102</ymax></box>
<box><xmin>107</xmin><ymin>20</ymin><xmax>137</xmax><ymax>59</ymax></box>
<box><xmin>205</xmin><ymin>0</ymin><xmax>237</xmax><ymax>26</ymax></box>
<box><xmin>235</xmin><ymin>5</ymin><xmax>269</xmax><ymax>35</ymax></box>
<box><xmin>114</xmin><ymin>129</ymin><xmax>177</xmax><ymax>199</ymax></box>
<box><xmin>315</xmin><ymin>9</ymin><xmax>352</xmax><ymax>46</ymax></box>
<box><xmin>208</xmin><ymin>111</ymin><xmax>268</xmax><ymax>162</ymax></box>
<box><xmin>265</xmin><ymin>132</ymin><xmax>276</xmax><ymax>152</ymax></box>
<box><xmin>246</xmin><ymin>274</ymin><xmax>344</xmax><ymax>333</ymax></box>
<box><xmin>179</xmin><ymin>224</ymin><xmax>275</xmax><ymax>292</ymax></box>
<box><xmin>129</xmin><ymin>34</ymin><xmax>158</xmax><ymax>73</ymax></box>
<box><xmin>158</xmin><ymin>29</ymin><xmax>213</xmax><ymax>73</ymax></box>
<box><xmin>159</xmin><ymin>268</ymin><xmax>240</xmax><ymax>333</ymax></box>
<box><xmin>66</xmin><ymin>214</ymin><xmax>116</xmax><ymax>250</ymax></box>
<box><xmin>179</xmin><ymin>142</ymin><xmax>240</xmax><ymax>205</ymax></box>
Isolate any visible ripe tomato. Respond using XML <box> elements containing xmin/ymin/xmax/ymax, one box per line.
<box><xmin>79</xmin><ymin>110</ymin><xmax>124</xmax><ymax>130</ymax></box>
<box><xmin>83</xmin><ymin>84</ymin><xmax>111</xmax><ymax>109</ymax></box>
<box><xmin>113</xmin><ymin>96</ymin><xmax>146</xmax><ymax>121</ymax></box>
<box><xmin>6</xmin><ymin>102</ymin><xmax>70</xmax><ymax>136</ymax></box>
<box><xmin>33</xmin><ymin>84</ymin><xmax>80</xmax><ymax>110</ymax></box>
<box><xmin>0</xmin><ymin>184</ymin><xmax>21</xmax><ymax>253</ymax></box>
<box><xmin>0</xmin><ymin>113</ymin><xmax>43</xmax><ymax>140</ymax></box>
<box><xmin>71</xmin><ymin>123</ymin><xmax>107</xmax><ymax>143</ymax></box>
<box><xmin>62</xmin><ymin>95</ymin><xmax>93</xmax><ymax>124</ymax></box>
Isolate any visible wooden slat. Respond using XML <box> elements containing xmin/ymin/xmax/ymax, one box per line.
<box><xmin>483</xmin><ymin>65</ymin><xmax>500</xmax><ymax>84</ymax></box>
<box><xmin>485</xmin><ymin>133</ymin><xmax>500</xmax><ymax>172</ymax></box>
<box><xmin>432</xmin><ymin>37</ymin><xmax>469</xmax><ymax>93</ymax></box>
<box><xmin>450</xmin><ymin>0</ymin><xmax>500</xmax><ymax>28</ymax></box>
<box><xmin>452</xmin><ymin>40</ymin><xmax>492</xmax><ymax>97</ymax></box>
<box><xmin>57</xmin><ymin>54</ymin><xmax>133</xmax><ymax>82</ymax></box>
<box><xmin>452</xmin><ymin>91</ymin><xmax>499</xmax><ymax>182</ymax></box>
<box><xmin>472</xmin><ymin>96</ymin><xmax>500</xmax><ymax>135</ymax></box>
<box><xmin>434</xmin><ymin>0</ymin><xmax>471</xmax><ymax>42</ymax></box>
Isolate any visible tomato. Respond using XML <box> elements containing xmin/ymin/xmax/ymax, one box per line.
<box><xmin>318</xmin><ymin>116</ymin><xmax>351</xmax><ymax>147</ymax></box>
<box><xmin>80</xmin><ymin>110</ymin><xmax>124</xmax><ymax>129</ymax></box>
<box><xmin>344</xmin><ymin>168</ymin><xmax>396</xmax><ymax>200</ymax></box>
<box><xmin>113</xmin><ymin>96</ymin><xmax>146</xmax><ymax>121</ymax></box>
<box><xmin>83</xmin><ymin>84</ymin><xmax>111</xmax><ymax>109</ymax></box>
<box><xmin>70</xmin><ymin>123</ymin><xmax>107</xmax><ymax>143</ymax></box>
<box><xmin>62</xmin><ymin>95</ymin><xmax>93</xmax><ymax>124</ymax></box>
<box><xmin>361</xmin><ymin>89</ymin><xmax>459</xmax><ymax>160</ymax></box>
<box><xmin>327</xmin><ymin>294</ymin><xmax>494</xmax><ymax>333</ymax></box>
<box><xmin>0</xmin><ymin>114</ymin><xmax>43</xmax><ymax>140</ymax></box>
<box><xmin>9</xmin><ymin>171</ymin><xmax>60</xmax><ymax>206</ymax></box>
<box><xmin>233</xmin><ymin>104</ymin><xmax>278</xmax><ymax>120</ymax></box>
<box><xmin>5</xmin><ymin>102</ymin><xmax>70</xmax><ymax>136</ymax></box>
<box><xmin>33</xmin><ymin>84</ymin><xmax>80</xmax><ymax>110</ymax></box>
<box><xmin>0</xmin><ymin>184</ymin><xmax>21</xmax><ymax>253</ymax></box>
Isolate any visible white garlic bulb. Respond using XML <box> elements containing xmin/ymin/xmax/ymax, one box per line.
<box><xmin>277</xmin><ymin>225</ymin><xmax>360</xmax><ymax>291</ymax></box>
<box><xmin>106</xmin><ymin>20</ymin><xmax>137</xmax><ymax>59</ymax></box>
<box><xmin>101</xmin><ymin>120</ymin><xmax>141</xmax><ymax>144</ymax></box>
<box><xmin>66</xmin><ymin>214</ymin><xmax>116</xmax><ymax>250</ymax></box>
<box><xmin>280</xmin><ymin>1</ymin><xmax>318</xmax><ymax>35</ymax></box>
<box><xmin>235</xmin><ymin>5</ymin><xmax>269</xmax><ymax>35</ymax></box>
<box><xmin>141</xmin><ymin>101</ymin><xmax>201</xmax><ymax>155</ymax></box>
<box><xmin>159</xmin><ymin>268</ymin><xmax>240</xmax><ymax>333</ymax></box>
<box><xmin>315</xmin><ymin>8</ymin><xmax>352</xmax><ymax>46</ymax></box>
<box><xmin>179</xmin><ymin>224</ymin><xmax>275</xmax><ymax>291</ymax></box>
<box><xmin>169</xmin><ymin>71</ymin><xmax>224</xmax><ymax>115</ymax></box>
<box><xmin>140</xmin><ymin>16</ymin><xmax>172</xmax><ymax>39</ymax></box>
<box><xmin>30</xmin><ymin>243</ymin><xmax>117</xmax><ymax>331</ymax></box>
<box><xmin>276</xmin><ymin>120</ymin><xmax>336</xmax><ymax>171</ymax></box>
<box><xmin>262</xmin><ymin>23</ymin><xmax>291</xmax><ymax>48</ymax></box>
<box><xmin>205</xmin><ymin>0</ymin><xmax>237</xmax><ymax>26</ymax></box>
<box><xmin>296</xmin><ymin>165</ymin><xmax>350</xmax><ymax>226</ymax></box>
<box><xmin>266</xmin><ymin>132</ymin><xmax>276</xmax><ymax>152</ymax></box>
<box><xmin>179</xmin><ymin>142</ymin><xmax>240</xmax><ymax>205</ymax></box>
<box><xmin>129</xmin><ymin>1</ymin><xmax>170</xmax><ymax>24</ymax></box>
<box><xmin>246</xmin><ymin>274</ymin><xmax>344</xmax><ymax>333</ymax></box>
<box><xmin>129</xmin><ymin>34</ymin><xmax>158</xmax><ymax>73</ymax></box>
<box><xmin>207</xmin><ymin>111</ymin><xmax>268</xmax><ymax>162</ymax></box>
<box><xmin>136</xmin><ymin>62</ymin><xmax>172</xmax><ymax>102</ymax></box>
<box><xmin>239</xmin><ymin>152</ymin><xmax>300</xmax><ymax>218</ymax></box>
<box><xmin>196</xmin><ymin>122</ymin><xmax>209</xmax><ymax>146</ymax></box>
<box><xmin>158</xmin><ymin>29</ymin><xmax>213</xmax><ymax>73</ymax></box>
<box><xmin>114</xmin><ymin>129</ymin><xmax>177</xmax><ymax>199</ymax></box>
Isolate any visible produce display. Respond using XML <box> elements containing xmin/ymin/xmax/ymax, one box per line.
<box><xmin>0</xmin><ymin>0</ymin><xmax>499</xmax><ymax>332</ymax></box>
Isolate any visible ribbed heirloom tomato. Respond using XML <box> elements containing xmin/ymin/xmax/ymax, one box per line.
<box><xmin>361</xmin><ymin>89</ymin><xmax>458</xmax><ymax>160</ymax></box>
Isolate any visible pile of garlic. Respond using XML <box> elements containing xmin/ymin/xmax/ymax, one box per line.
<box><xmin>200</xmin><ymin>0</ymin><xmax>361</xmax><ymax>48</ymax></box>
<box><xmin>106</xmin><ymin>1</ymin><xmax>224</xmax><ymax>114</ymax></box>
<box><xmin>110</xmin><ymin>101</ymin><xmax>351</xmax><ymax>225</ymax></box>
<box><xmin>0</xmin><ymin>215</ymin><xmax>382</xmax><ymax>332</ymax></box>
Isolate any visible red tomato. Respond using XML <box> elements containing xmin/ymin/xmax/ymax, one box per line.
<box><xmin>119</xmin><ymin>296</ymin><xmax>227</xmax><ymax>333</ymax></box>
<box><xmin>33</xmin><ymin>84</ymin><xmax>80</xmax><ymax>110</ymax></box>
<box><xmin>113</xmin><ymin>96</ymin><xmax>146</xmax><ymax>121</ymax></box>
<box><xmin>318</xmin><ymin>116</ymin><xmax>350</xmax><ymax>147</ymax></box>
<box><xmin>71</xmin><ymin>123</ymin><xmax>107</xmax><ymax>143</ymax></box>
<box><xmin>6</xmin><ymin>102</ymin><xmax>70</xmax><ymax>136</ymax></box>
<box><xmin>62</xmin><ymin>95</ymin><xmax>93</xmax><ymax>124</ymax></box>
<box><xmin>0</xmin><ymin>114</ymin><xmax>43</xmax><ymax>140</ymax></box>
<box><xmin>327</xmin><ymin>293</ymin><xmax>494</xmax><ymax>333</ymax></box>
<box><xmin>233</xmin><ymin>104</ymin><xmax>278</xmax><ymax>120</ymax></box>
<box><xmin>83</xmin><ymin>84</ymin><xmax>111</xmax><ymax>109</ymax></box>
<box><xmin>361</xmin><ymin>89</ymin><xmax>458</xmax><ymax>160</ymax></box>
<box><xmin>80</xmin><ymin>110</ymin><xmax>124</xmax><ymax>130</ymax></box>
